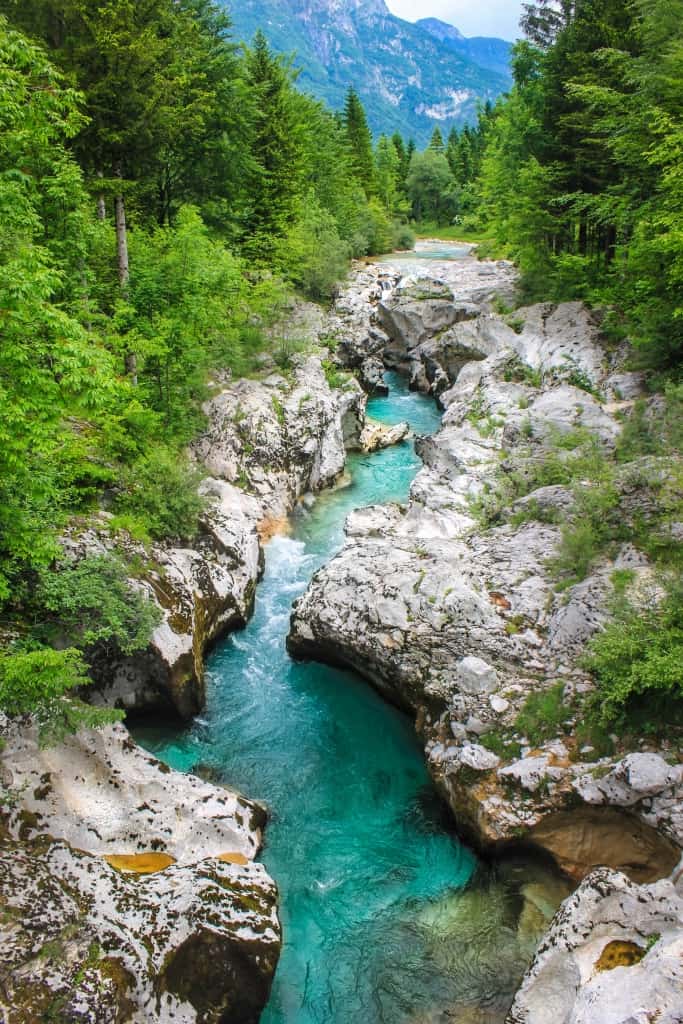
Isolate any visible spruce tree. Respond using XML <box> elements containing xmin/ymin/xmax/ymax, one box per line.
<box><xmin>243</xmin><ymin>30</ymin><xmax>306</xmax><ymax>256</ymax></box>
<box><xmin>343</xmin><ymin>87</ymin><xmax>375</xmax><ymax>197</ymax></box>
<box><xmin>428</xmin><ymin>126</ymin><xmax>445</xmax><ymax>152</ymax></box>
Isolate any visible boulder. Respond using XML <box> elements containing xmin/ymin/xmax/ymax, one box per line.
<box><xmin>456</xmin><ymin>655</ymin><xmax>499</xmax><ymax>695</ymax></box>
<box><xmin>0</xmin><ymin>722</ymin><xmax>281</xmax><ymax>1023</ymax></box>
<box><xmin>358</xmin><ymin>419</ymin><xmax>410</xmax><ymax>453</ymax></box>
<box><xmin>506</xmin><ymin>868</ymin><xmax>683</xmax><ymax>1024</ymax></box>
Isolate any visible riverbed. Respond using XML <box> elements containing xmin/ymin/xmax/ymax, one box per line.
<box><xmin>134</xmin><ymin>249</ymin><xmax>562</xmax><ymax>1024</ymax></box>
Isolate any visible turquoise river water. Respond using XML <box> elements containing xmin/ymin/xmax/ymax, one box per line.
<box><xmin>135</xmin><ymin>252</ymin><xmax>562</xmax><ymax>1023</ymax></box>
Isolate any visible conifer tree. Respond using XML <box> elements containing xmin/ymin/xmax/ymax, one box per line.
<box><xmin>374</xmin><ymin>135</ymin><xmax>401</xmax><ymax>213</ymax></box>
<box><xmin>243</xmin><ymin>30</ymin><xmax>306</xmax><ymax>256</ymax></box>
<box><xmin>428</xmin><ymin>126</ymin><xmax>445</xmax><ymax>152</ymax></box>
<box><xmin>343</xmin><ymin>87</ymin><xmax>375</xmax><ymax>196</ymax></box>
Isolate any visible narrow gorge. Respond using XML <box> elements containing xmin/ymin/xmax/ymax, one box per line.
<box><xmin>2</xmin><ymin>244</ymin><xmax>681</xmax><ymax>1024</ymax></box>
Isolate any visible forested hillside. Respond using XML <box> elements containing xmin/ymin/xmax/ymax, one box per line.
<box><xmin>0</xmin><ymin>0</ymin><xmax>417</xmax><ymax>734</ymax></box>
<box><xmin>0</xmin><ymin>0</ymin><xmax>681</xmax><ymax>735</ymax></box>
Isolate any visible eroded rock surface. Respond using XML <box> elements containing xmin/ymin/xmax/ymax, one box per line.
<box><xmin>506</xmin><ymin>868</ymin><xmax>683</xmax><ymax>1024</ymax></box>
<box><xmin>0</xmin><ymin>722</ymin><xmax>280</xmax><ymax>1024</ymax></box>
<box><xmin>288</xmin><ymin>257</ymin><xmax>682</xmax><ymax>887</ymax></box>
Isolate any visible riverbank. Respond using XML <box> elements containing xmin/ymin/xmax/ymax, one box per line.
<box><xmin>287</xmin><ymin>245</ymin><xmax>683</xmax><ymax>1020</ymax></box>
<box><xmin>136</xmin><ymin>364</ymin><xmax>575</xmax><ymax>1024</ymax></box>
<box><xmin>1</xmin><ymin>243</ymin><xmax>680</xmax><ymax>1023</ymax></box>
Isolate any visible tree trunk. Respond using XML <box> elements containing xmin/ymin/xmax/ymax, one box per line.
<box><xmin>114</xmin><ymin>193</ymin><xmax>129</xmax><ymax>290</ymax></box>
<box><xmin>97</xmin><ymin>170</ymin><xmax>106</xmax><ymax>221</ymax></box>
<box><xmin>114</xmin><ymin>176</ymin><xmax>137</xmax><ymax>383</ymax></box>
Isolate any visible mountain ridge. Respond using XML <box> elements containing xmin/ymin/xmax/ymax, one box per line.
<box><xmin>223</xmin><ymin>0</ymin><xmax>512</xmax><ymax>144</ymax></box>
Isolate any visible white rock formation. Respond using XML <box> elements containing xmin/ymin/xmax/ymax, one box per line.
<box><xmin>0</xmin><ymin>722</ymin><xmax>280</xmax><ymax>1024</ymax></box>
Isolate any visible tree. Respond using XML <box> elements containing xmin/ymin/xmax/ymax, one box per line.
<box><xmin>343</xmin><ymin>87</ymin><xmax>375</xmax><ymax>197</ymax></box>
<box><xmin>374</xmin><ymin>135</ymin><xmax>401</xmax><ymax>213</ymax></box>
<box><xmin>428</xmin><ymin>126</ymin><xmax>445</xmax><ymax>152</ymax></box>
<box><xmin>243</xmin><ymin>30</ymin><xmax>306</xmax><ymax>257</ymax></box>
<box><xmin>406</xmin><ymin>149</ymin><xmax>456</xmax><ymax>224</ymax></box>
<box><xmin>0</xmin><ymin>16</ymin><xmax>118</xmax><ymax>597</ymax></box>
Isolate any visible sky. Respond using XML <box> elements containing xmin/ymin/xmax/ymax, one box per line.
<box><xmin>385</xmin><ymin>0</ymin><xmax>525</xmax><ymax>41</ymax></box>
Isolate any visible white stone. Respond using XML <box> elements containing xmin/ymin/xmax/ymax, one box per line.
<box><xmin>459</xmin><ymin>744</ymin><xmax>501</xmax><ymax>772</ymax></box>
<box><xmin>456</xmin><ymin>655</ymin><xmax>499</xmax><ymax>695</ymax></box>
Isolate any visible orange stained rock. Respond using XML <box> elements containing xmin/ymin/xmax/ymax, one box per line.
<box><xmin>104</xmin><ymin>852</ymin><xmax>176</xmax><ymax>874</ymax></box>
<box><xmin>257</xmin><ymin>517</ymin><xmax>291</xmax><ymax>543</ymax></box>
<box><xmin>595</xmin><ymin>940</ymin><xmax>645</xmax><ymax>972</ymax></box>
<box><xmin>217</xmin><ymin>852</ymin><xmax>250</xmax><ymax>865</ymax></box>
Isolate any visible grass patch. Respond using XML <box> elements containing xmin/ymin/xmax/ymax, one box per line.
<box><xmin>514</xmin><ymin>682</ymin><xmax>568</xmax><ymax>745</ymax></box>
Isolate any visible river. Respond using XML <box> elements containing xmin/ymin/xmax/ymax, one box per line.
<box><xmin>134</xmin><ymin>250</ymin><xmax>560</xmax><ymax>1024</ymax></box>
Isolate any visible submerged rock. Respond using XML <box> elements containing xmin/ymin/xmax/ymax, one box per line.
<box><xmin>0</xmin><ymin>722</ymin><xmax>280</xmax><ymax>1023</ymax></box>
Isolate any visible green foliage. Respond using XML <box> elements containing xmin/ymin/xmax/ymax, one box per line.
<box><xmin>480</xmin><ymin>730</ymin><xmax>522</xmax><ymax>760</ymax></box>
<box><xmin>242</xmin><ymin>30</ymin><xmax>306</xmax><ymax>256</ymax></box>
<box><xmin>406</xmin><ymin>149</ymin><xmax>457</xmax><ymax>225</ymax></box>
<box><xmin>393</xmin><ymin>223</ymin><xmax>416</xmax><ymax>250</ymax></box>
<box><xmin>0</xmin><ymin>648</ymin><xmax>123</xmax><ymax>746</ymax></box>
<box><xmin>584</xmin><ymin>576</ymin><xmax>683</xmax><ymax>731</ymax></box>
<box><xmin>34</xmin><ymin>555</ymin><xmax>161</xmax><ymax>655</ymax></box>
<box><xmin>321</xmin><ymin>360</ymin><xmax>352</xmax><ymax>391</ymax></box>
<box><xmin>278</xmin><ymin>192</ymin><xmax>349</xmax><ymax>299</ymax></box>
<box><xmin>514</xmin><ymin>683</ymin><xmax>568</xmax><ymax>745</ymax></box>
<box><xmin>114</xmin><ymin>449</ymin><xmax>206</xmax><ymax>542</ymax></box>
<box><xmin>343</xmin><ymin>87</ymin><xmax>376</xmax><ymax>197</ymax></box>
<box><xmin>616</xmin><ymin>384</ymin><xmax>683</xmax><ymax>462</ymax></box>
<box><xmin>471</xmin><ymin>0</ymin><xmax>683</xmax><ymax>367</ymax></box>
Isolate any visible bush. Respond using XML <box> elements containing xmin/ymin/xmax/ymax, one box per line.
<box><xmin>114</xmin><ymin>449</ymin><xmax>205</xmax><ymax>542</ymax></box>
<box><xmin>0</xmin><ymin>647</ymin><xmax>124</xmax><ymax>746</ymax></box>
<box><xmin>277</xmin><ymin>193</ymin><xmax>350</xmax><ymax>300</ymax></box>
<box><xmin>583</xmin><ymin>577</ymin><xmax>683</xmax><ymax>732</ymax></box>
<box><xmin>34</xmin><ymin>554</ymin><xmax>161</xmax><ymax>655</ymax></box>
<box><xmin>392</xmin><ymin>222</ymin><xmax>416</xmax><ymax>250</ymax></box>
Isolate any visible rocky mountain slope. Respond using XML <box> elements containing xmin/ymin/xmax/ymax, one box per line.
<box><xmin>223</xmin><ymin>0</ymin><xmax>511</xmax><ymax>143</ymax></box>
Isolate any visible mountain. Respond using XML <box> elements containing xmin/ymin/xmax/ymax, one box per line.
<box><xmin>417</xmin><ymin>18</ymin><xmax>513</xmax><ymax>79</ymax></box>
<box><xmin>223</xmin><ymin>0</ymin><xmax>512</xmax><ymax>145</ymax></box>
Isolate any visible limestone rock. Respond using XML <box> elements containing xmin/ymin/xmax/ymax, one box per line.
<box><xmin>506</xmin><ymin>868</ymin><xmax>683</xmax><ymax>1024</ymax></box>
<box><xmin>359</xmin><ymin>355</ymin><xmax>388</xmax><ymax>395</ymax></box>
<box><xmin>358</xmin><ymin>419</ymin><xmax>410</xmax><ymax>453</ymax></box>
<box><xmin>0</xmin><ymin>723</ymin><xmax>280</xmax><ymax>1023</ymax></box>
<box><xmin>459</xmin><ymin>743</ymin><xmax>501</xmax><ymax>771</ymax></box>
<box><xmin>575</xmin><ymin>754</ymin><xmax>682</xmax><ymax>809</ymax></box>
<box><xmin>456</xmin><ymin>656</ymin><xmax>499</xmax><ymax>695</ymax></box>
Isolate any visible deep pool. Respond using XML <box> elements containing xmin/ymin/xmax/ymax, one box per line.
<box><xmin>134</xmin><ymin>373</ymin><xmax>552</xmax><ymax>1024</ymax></box>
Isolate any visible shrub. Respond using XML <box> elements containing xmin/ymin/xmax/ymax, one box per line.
<box><xmin>392</xmin><ymin>222</ymin><xmax>416</xmax><ymax>250</ymax></box>
<box><xmin>34</xmin><ymin>554</ymin><xmax>161</xmax><ymax>656</ymax></box>
<box><xmin>278</xmin><ymin>193</ymin><xmax>350</xmax><ymax>300</ymax></box>
<box><xmin>583</xmin><ymin>577</ymin><xmax>683</xmax><ymax>732</ymax></box>
<box><xmin>114</xmin><ymin>449</ymin><xmax>205</xmax><ymax>542</ymax></box>
<box><xmin>0</xmin><ymin>647</ymin><xmax>123</xmax><ymax>746</ymax></box>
